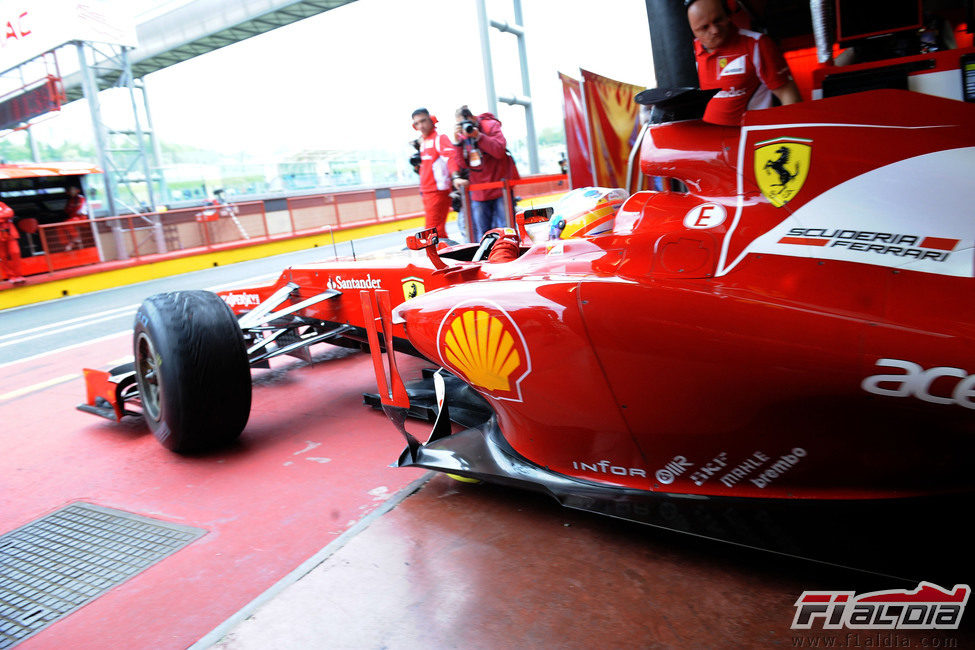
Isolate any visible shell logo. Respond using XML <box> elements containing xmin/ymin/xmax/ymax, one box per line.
<box><xmin>437</xmin><ymin>302</ymin><xmax>531</xmax><ymax>401</ymax></box>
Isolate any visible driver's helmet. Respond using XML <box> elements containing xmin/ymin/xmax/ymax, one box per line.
<box><xmin>548</xmin><ymin>187</ymin><xmax>627</xmax><ymax>240</ymax></box>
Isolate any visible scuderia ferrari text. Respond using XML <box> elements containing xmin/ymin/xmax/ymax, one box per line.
<box><xmin>782</xmin><ymin>228</ymin><xmax>959</xmax><ymax>262</ymax></box>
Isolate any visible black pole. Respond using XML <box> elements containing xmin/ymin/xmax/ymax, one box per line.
<box><xmin>645</xmin><ymin>0</ymin><xmax>699</xmax><ymax>88</ymax></box>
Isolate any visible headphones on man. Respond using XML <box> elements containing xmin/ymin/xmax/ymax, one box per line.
<box><xmin>411</xmin><ymin>109</ymin><xmax>438</xmax><ymax>130</ymax></box>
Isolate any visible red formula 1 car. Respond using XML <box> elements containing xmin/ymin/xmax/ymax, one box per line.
<box><xmin>78</xmin><ymin>217</ymin><xmax>548</xmax><ymax>450</ymax></box>
<box><xmin>83</xmin><ymin>89</ymin><xmax>974</xmax><ymax>579</ymax></box>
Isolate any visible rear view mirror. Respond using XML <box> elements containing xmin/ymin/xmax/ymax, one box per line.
<box><xmin>515</xmin><ymin>206</ymin><xmax>554</xmax><ymax>244</ymax></box>
<box><xmin>518</xmin><ymin>207</ymin><xmax>554</xmax><ymax>225</ymax></box>
<box><xmin>407</xmin><ymin>227</ymin><xmax>439</xmax><ymax>250</ymax></box>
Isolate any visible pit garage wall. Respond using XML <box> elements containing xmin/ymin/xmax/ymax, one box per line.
<box><xmin>3</xmin><ymin>174</ymin><xmax>567</xmax><ymax>308</ymax></box>
<box><xmin>93</xmin><ymin>190</ymin><xmax>385</xmax><ymax>258</ymax></box>
<box><xmin>76</xmin><ymin>176</ymin><xmax>563</xmax><ymax>264</ymax></box>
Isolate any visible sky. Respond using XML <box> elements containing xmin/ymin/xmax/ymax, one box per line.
<box><xmin>10</xmin><ymin>0</ymin><xmax>655</xmax><ymax>164</ymax></box>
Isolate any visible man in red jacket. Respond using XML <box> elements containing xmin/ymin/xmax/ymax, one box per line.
<box><xmin>687</xmin><ymin>0</ymin><xmax>799</xmax><ymax>126</ymax></box>
<box><xmin>0</xmin><ymin>201</ymin><xmax>25</xmax><ymax>285</ymax></box>
<box><xmin>411</xmin><ymin>108</ymin><xmax>459</xmax><ymax>239</ymax></box>
<box><xmin>451</xmin><ymin>105</ymin><xmax>519</xmax><ymax>240</ymax></box>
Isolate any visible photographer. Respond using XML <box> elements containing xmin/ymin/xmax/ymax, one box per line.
<box><xmin>451</xmin><ymin>105</ymin><xmax>519</xmax><ymax>240</ymax></box>
<box><xmin>410</xmin><ymin>107</ymin><xmax>460</xmax><ymax>239</ymax></box>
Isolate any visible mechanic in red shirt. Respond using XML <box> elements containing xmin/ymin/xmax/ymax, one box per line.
<box><xmin>0</xmin><ymin>201</ymin><xmax>26</xmax><ymax>285</ymax></box>
<box><xmin>687</xmin><ymin>0</ymin><xmax>800</xmax><ymax>126</ymax></box>
<box><xmin>411</xmin><ymin>108</ymin><xmax>459</xmax><ymax>239</ymax></box>
<box><xmin>450</xmin><ymin>106</ymin><xmax>519</xmax><ymax>240</ymax></box>
<box><xmin>61</xmin><ymin>185</ymin><xmax>90</xmax><ymax>251</ymax></box>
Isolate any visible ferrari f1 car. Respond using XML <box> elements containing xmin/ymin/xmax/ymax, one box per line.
<box><xmin>82</xmin><ymin>88</ymin><xmax>974</xmax><ymax>578</ymax></box>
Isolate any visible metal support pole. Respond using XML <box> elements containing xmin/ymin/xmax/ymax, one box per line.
<box><xmin>477</xmin><ymin>0</ymin><xmax>539</xmax><ymax>174</ymax></box>
<box><xmin>474</xmin><ymin>0</ymin><xmax>498</xmax><ymax>115</ymax></box>
<box><xmin>77</xmin><ymin>42</ymin><xmax>114</xmax><ymax>216</ymax></box>
<box><xmin>16</xmin><ymin>67</ymin><xmax>42</xmax><ymax>162</ymax></box>
<box><xmin>24</xmin><ymin>126</ymin><xmax>41</xmax><ymax>163</ymax></box>
<box><xmin>79</xmin><ymin>175</ymin><xmax>106</xmax><ymax>263</ymax></box>
<box><xmin>121</xmin><ymin>48</ymin><xmax>157</xmax><ymax>212</ymax></box>
<box><xmin>120</xmin><ymin>48</ymin><xmax>166</xmax><ymax>254</ymax></box>
<box><xmin>139</xmin><ymin>77</ymin><xmax>169</xmax><ymax>205</ymax></box>
<box><xmin>112</xmin><ymin>221</ymin><xmax>127</xmax><ymax>260</ymax></box>
<box><xmin>512</xmin><ymin>0</ymin><xmax>538</xmax><ymax>173</ymax></box>
<box><xmin>76</xmin><ymin>41</ymin><xmax>118</xmax><ymax>261</ymax></box>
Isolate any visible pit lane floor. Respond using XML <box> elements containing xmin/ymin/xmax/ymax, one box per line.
<box><xmin>0</xmin><ymin>230</ymin><xmax>429</xmax><ymax>648</ymax></box>
<box><xmin>206</xmin><ymin>474</ymin><xmax>975</xmax><ymax>649</ymax></box>
<box><xmin>3</xmin><ymin>230</ymin><xmax>974</xmax><ymax>648</ymax></box>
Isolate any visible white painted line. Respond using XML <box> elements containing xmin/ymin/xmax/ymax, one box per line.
<box><xmin>0</xmin><ymin>309</ymin><xmax>135</xmax><ymax>348</ymax></box>
<box><xmin>0</xmin><ymin>303</ymin><xmax>140</xmax><ymax>343</ymax></box>
<box><xmin>0</xmin><ymin>310</ymin><xmax>138</xmax><ymax>350</ymax></box>
<box><xmin>0</xmin><ymin>274</ymin><xmax>277</xmax><ymax>350</ymax></box>
<box><xmin>205</xmin><ymin>272</ymin><xmax>279</xmax><ymax>292</ymax></box>
<box><xmin>0</xmin><ymin>330</ymin><xmax>130</xmax><ymax>371</ymax></box>
<box><xmin>0</xmin><ymin>373</ymin><xmax>81</xmax><ymax>402</ymax></box>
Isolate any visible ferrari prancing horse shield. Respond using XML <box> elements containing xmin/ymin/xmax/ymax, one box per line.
<box><xmin>402</xmin><ymin>277</ymin><xmax>425</xmax><ymax>301</ymax></box>
<box><xmin>754</xmin><ymin>137</ymin><xmax>812</xmax><ymax>208</ymax></box>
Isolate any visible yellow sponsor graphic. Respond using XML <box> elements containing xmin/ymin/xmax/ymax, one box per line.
<box><xmin>402</xmin><ymin>276</ymin><xmax>425</xmax><ymax>301</ymax></box>
<box><xmin>438</xmin><ymin>305</ymin><xmax>530</xmax><ymax>400</ymax></box>
<box><xmin>754</xmin><ymin>137</ymin><xmax>812</xmax><ymax>208</ymax></box>
<box><xmin>560</xmin><ymin>204</ymin><xmax>616</xmax><ymax>239</ymax></box>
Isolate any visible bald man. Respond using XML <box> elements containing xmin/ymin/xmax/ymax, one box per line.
<box><xmin>686</xmin><ymin>0</ymin><xmax>800</xmax><ymax>126</ymax></box>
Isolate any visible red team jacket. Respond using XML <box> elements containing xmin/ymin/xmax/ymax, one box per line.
<box><xmin>694</xmin><ymin>23</ymin><xmax>792</xmax><ymax>126</ymax></box>
<box><xmin>418</xmin><ymin>131</ymin><xmax>459</xmax><ymax>194</ymax></box>
<box><xmin>460</xmin><ymin>113</ymin><xmax>516</xmax><ymax>202</ymax></box>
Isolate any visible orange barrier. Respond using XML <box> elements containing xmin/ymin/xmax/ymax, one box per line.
<box><xmin>285</xmin><ymin>189</ymin><xmax>381</xmax><ymax>233</ymax></box>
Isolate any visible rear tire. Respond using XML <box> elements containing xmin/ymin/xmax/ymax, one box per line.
<box><xmin>134</xmin><ymin>290</ymin><xmax>251</xmax><ymax>452</ymax></box>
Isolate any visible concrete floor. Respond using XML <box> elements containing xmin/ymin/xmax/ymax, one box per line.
<box><xmin>208</xmin><ymin>474</ymin><xmax>975</xmax><ymax>649</ymax></box>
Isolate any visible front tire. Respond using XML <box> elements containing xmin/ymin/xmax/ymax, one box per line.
<box><xmin>134</xmin><ymin>290</ymin><xmax>251</xmax><ymax>452</ymax></box>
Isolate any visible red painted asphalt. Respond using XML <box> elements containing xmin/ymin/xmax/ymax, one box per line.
<box><xmin>6</xmin><ymin>334</ymin><xmax>975</xmax><ymax>648</ymax></box>
<box><xmin>0</xmin><ymin>335</ymin><xmax>426</xmax><ymax>649</ymax></box>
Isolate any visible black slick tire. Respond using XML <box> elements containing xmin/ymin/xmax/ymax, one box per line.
<box><xmin>133</xmin><ymin>290</ymin><xmax>251</xmax><ymax>452</ymax></box>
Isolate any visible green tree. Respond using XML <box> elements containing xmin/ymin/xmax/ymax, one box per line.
<box><xmin>537</xmin><ymin>126</ymin><xmax>566</xmax><ymax>147</ymax></box>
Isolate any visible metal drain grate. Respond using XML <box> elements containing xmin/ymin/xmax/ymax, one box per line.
<box><xmin>0</xmin><ymin>502</ymin><xmax>205</xmax><ymax>648</ymax></box>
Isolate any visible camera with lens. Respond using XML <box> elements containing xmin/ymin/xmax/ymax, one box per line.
<box><xmin>409</xmin><ymin>138</ymin><xmax>422</xmax><ymax>174</ymax></box>
<box><xmin>448</xmin><ymin>168</ymin><xmax>470</xmax><ymax>212</ymax></box>
<box><xmin>459</xmin><ymin>120</ymin><xmax>476</xmax><ymax>135</ymax></box>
